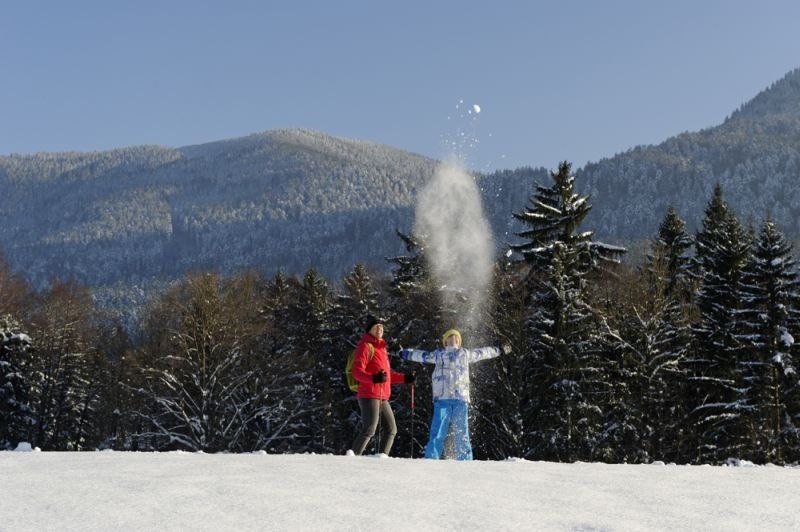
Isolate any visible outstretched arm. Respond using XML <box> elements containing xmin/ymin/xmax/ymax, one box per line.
<box><xmin>400</xmin><ymin>348</ymin><xmax>439</xmax><ymax>364</ymax></box>
<box><xmin>466</xmin><ymin>346</ymin><xmax>501</xmax><ymax>363</ymax></box>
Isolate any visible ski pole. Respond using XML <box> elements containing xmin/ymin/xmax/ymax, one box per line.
<box><xmin>377</xmin><ymin>385</ymin><xmax>382</xmax><ymax>456</ymax></box>
<box><xmin>410</xmin><ymin>383</ymin><xmax>415</xmax><ymax>458</ymax></box>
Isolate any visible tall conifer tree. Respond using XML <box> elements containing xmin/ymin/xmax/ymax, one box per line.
<box><xmin>646</xmin><ymin>207</ymin><xmax>694</xmax><ymax>462</ymax></box>
<box><xmin>0</xmin><ymin>319</ymin><xmax>35</xmax><ymax>449</ymax></box>
<box><xmin>688</xmin><ymin>184</ymin><xmax>752</xmax><ymax>463</ymax></box>
<box><xmin>289</xmin><ymin>268</ymin><xmax>334</xmax><ymax>452</ymax></box>
<box><xmin>512</xmin><ymin>161</ymin><xmax>625</xmax><ymax>461</ymax></box>
<box><xmin>736</xmin><ymin>219</ymin><xmax>800</xmax><ymax>463</ymax></box>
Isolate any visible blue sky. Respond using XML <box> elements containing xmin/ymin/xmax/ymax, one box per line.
<box><xmin>2</xmin><ymin>1</ymin><xmax>799</xmax><ymax>170</ymax></box>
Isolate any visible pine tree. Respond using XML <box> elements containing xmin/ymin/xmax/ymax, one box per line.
<box><xmin>512</xmin><ymin>161</ymin><xmax>625</xmax><ymax>461</ymax></box>
<box><xmin>589</xmin><ymin>262</ymin><xmax>657</xmax><ymax>464</ymax></box>
<box><xmin>653</xmin><ymin>206</ymin><xmax>694</xmax><ymax>299</ymax></box>
<box><xmin>339</xmin><ymin>264</ymin><xmax>382</xmax><ymax>324</ymax></box>
<box><xmin>261</xmin><ymin>270</ymin><xmax>297</xmax><ymax>357</ymax></box>
<box><xmin>736</xmin><ymin>219</ymin><xmax>800</xmax><ymax>463</ymax></box>
<box><xmin>646</xmin><ymin>208</ymin><xmax>694</xmax><ymax>462</ymax></box>
<box><xmin>256</xmin><ymin>271</ymin><xmax>318</xmax><ymax>452</ymax></box>
<box><xmin>688</xmin><ymin>184</ymin><xmax>752</xmax><ymax>463</ymax></box>
<box><xmin>288</xmin><ymin>268</ymin><xmax>335</xmax><ymax>453</ymax></box>
<box><xmin>0</xmin><ymin>317</ymin><xmax>35</xmax><ymax>449</ymax></box>
<box><xmin>389</xmin><ymin>231</ymin><xmax>440</xmax><ymax>332</ymax></box>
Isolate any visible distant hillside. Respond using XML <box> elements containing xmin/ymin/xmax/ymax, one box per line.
<box><xmin>4</xmin><ymin>67</ymin><xmax>800</xmax><ymax>325</ymax></box>
<box><xmin>0</xmin><ymin>129</ymin><xmax>542</xmax><ymax>323</ymax></box>
<box><xmin>579</xmin><ymin>67</ymin><xmax>800</xmax><ymax>239</ymax></box>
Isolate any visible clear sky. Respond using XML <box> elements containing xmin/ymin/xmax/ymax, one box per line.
<box><xmin>2</xmin><ymin>0</ymin><xmax>799</xmax><ymax>170</ymax></box>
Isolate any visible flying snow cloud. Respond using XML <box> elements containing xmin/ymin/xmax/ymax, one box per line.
<box><xmin>414</xmin><ymin>159</ymin><xmax>495</xmax><ymax>332</ymax></box>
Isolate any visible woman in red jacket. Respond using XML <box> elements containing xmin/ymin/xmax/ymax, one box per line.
<box><xmin>349</xmin><ymin>315</ymin><xmax>415</xmax><ymax>456</ymax></box>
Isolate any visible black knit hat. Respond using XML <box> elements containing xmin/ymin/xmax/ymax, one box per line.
<box><xmin>364</xmin><ymin>314</ymin><xmax>384</xmax><ymax>333</ymax></box>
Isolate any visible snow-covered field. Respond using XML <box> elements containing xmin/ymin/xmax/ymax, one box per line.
<box><xmin>2</xmin><ymin>451</ymin><xmax>799</xmax><ymax>531</ymax></box>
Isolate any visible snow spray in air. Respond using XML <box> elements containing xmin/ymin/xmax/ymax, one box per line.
<box><xmin>413</xmin><ymin>158</ymin><xmax>495</xmax><ymax>332</ymax></box>
<box><xmin>414</xmin><ymin>103</ymin><xmax>496</xmax><ymax>459</ymax></box>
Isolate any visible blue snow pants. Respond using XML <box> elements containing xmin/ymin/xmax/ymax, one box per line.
<box><xmin>424</xmin><ymin>399</ymin><xmax>472</xmax><ymax>460</ymax></box>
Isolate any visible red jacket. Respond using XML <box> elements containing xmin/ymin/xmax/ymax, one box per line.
<box><xmin>351</xmin><ymin>333</ymin><xmax>405</xmax><ymax>399</ymax></box>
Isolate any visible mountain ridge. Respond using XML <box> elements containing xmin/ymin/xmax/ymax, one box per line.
<box><xmin>728</xmin><ymin>67</ymin><xmax>800</xmax><ymax>121</ymax></box>
<box><xmin>3</xmin><ymin>67</ymin><xmax>800</xmax><ymax>324</ymax></box>
<box><xmin>0</xmin><ymin>126</ymin><xmax>543</xmax><ymax>327</ymax></box>
<box><xmin>579</xmin><ymin>66</ymin><xmax>800</xmax><ymax>239</ymax></box>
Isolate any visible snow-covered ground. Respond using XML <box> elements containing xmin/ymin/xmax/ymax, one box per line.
<box><xmin>2</xmin><ymin>452</ymin><xmax>799</xmax><ymax>531</ymax></box>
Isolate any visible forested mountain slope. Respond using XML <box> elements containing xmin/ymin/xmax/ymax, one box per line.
<box><xmin>0</xmin><ymin>129</ymin><xmax>541</xmax><ymax>320</ymax></box>
<box><xmin>3</xmin><ymin>68</ymin><xmax>800</xmax><ymax>320</ymax></box>
<box><xmin>580</xmin><ymin>68</ymin><xmax>800</xmax><ymax>239</ymax></box>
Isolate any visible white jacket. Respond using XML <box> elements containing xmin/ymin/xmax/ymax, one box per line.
<box><xmin>399</xmin><ymin>346</ymin><xmax>500</xmax><ymax>403</ymax></box>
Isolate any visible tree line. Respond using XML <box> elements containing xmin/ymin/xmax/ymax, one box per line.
<box><xmin>2</xmin><ymin>161</ymin><xmax>799</xmax><ymax>464</ymax></box>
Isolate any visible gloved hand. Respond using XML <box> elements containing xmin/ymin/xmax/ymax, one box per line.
<box><xmin>372</xmin><ymin>370</ymin><xmax>388</xmax><ymax>383</ymax></box>
<box><xmin>405</xmin><ymin>371</ymin><xmax>416</xmax><ymax>384</ymax></box>
<box><xmin>501</xmin><ymin>343</ymin><xmax>512</xmax><ymax>355</ymax></box>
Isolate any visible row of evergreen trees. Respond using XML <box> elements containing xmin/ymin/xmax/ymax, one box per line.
<box><xmin>3</xmin><ymin>161</ymin><xmax>800</xmax><ymax>463</ymax></box>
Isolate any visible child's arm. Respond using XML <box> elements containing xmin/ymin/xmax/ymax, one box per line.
<box><xmin>399</xmin><ymin>348</ymin><xmax>438</xmax><ymax>364</ymax></box>
<box><xmin>466</xmin><ymin>346</ymin><xmax>501</xmax><ymax>363</ymax></box>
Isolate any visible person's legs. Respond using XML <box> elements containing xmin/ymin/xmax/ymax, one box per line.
<box><xmin>379</xmin><ymin>400</ymin><xmax>398</xmax><ymax>455</ymax></box>
<box><xmin>424</xmin><ymin>400</ymin><xmax>452</xmax><ymax>459</ymax></box>
<box><xmin>352</xmin><ymin>398</ymin><xmax>380</xmax><ymax>455</ymax></box>
<box><xmin>452</xmin><ymin>401</ymin><xmax>473</xmax><ymax>460</ymax></box>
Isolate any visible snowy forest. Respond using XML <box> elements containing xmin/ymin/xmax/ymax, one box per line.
<box><xmin>2</xmin><ymin>161</ymin><xmax>800</xmax><ymax>465</ymax></box>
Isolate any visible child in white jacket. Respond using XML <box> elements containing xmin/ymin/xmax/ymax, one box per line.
<box><xmin>399</xmin><ymin>329</ymin><xmax>509</xmax><ymax>460</ymax></box>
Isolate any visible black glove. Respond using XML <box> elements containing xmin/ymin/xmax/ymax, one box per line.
<box><xmin>372</xmin><ymin>370</ymin><xmax>388</xmax><ymax>383</ymax></box>
<box><xmin>405</xmin><ymin>371</ymin><xmax>416</xmax><ymax>384</ymax></box>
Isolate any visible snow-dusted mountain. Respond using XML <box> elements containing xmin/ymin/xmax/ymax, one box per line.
<box><xmin>0</xmin><ymin>129</ymin><xmax>433</xmax><ymax>286</ymax></box>
<box><xmin>579</xmin><ymin>67</ymin><xmax>800</xmax><ymax>239</ymax></box>
<box><xmin>2</xmin><ymin>68</ymin><xmax>800</xmax><ymax>318</ymax></box>
<box><xmin>0</xmin><ymin>129</ymin><xmax>543</xmax><ymax>325</ymax></box>
<box><xmin>0</xmin><ymin>129</ymin><xmax>539</xmax><ymax>294</ymax></box>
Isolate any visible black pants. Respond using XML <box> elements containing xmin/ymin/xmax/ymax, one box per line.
<box><xmin>352</xmin><ymin>398</ymin><xmax>397</xmax><ymax>455</ymax></box>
